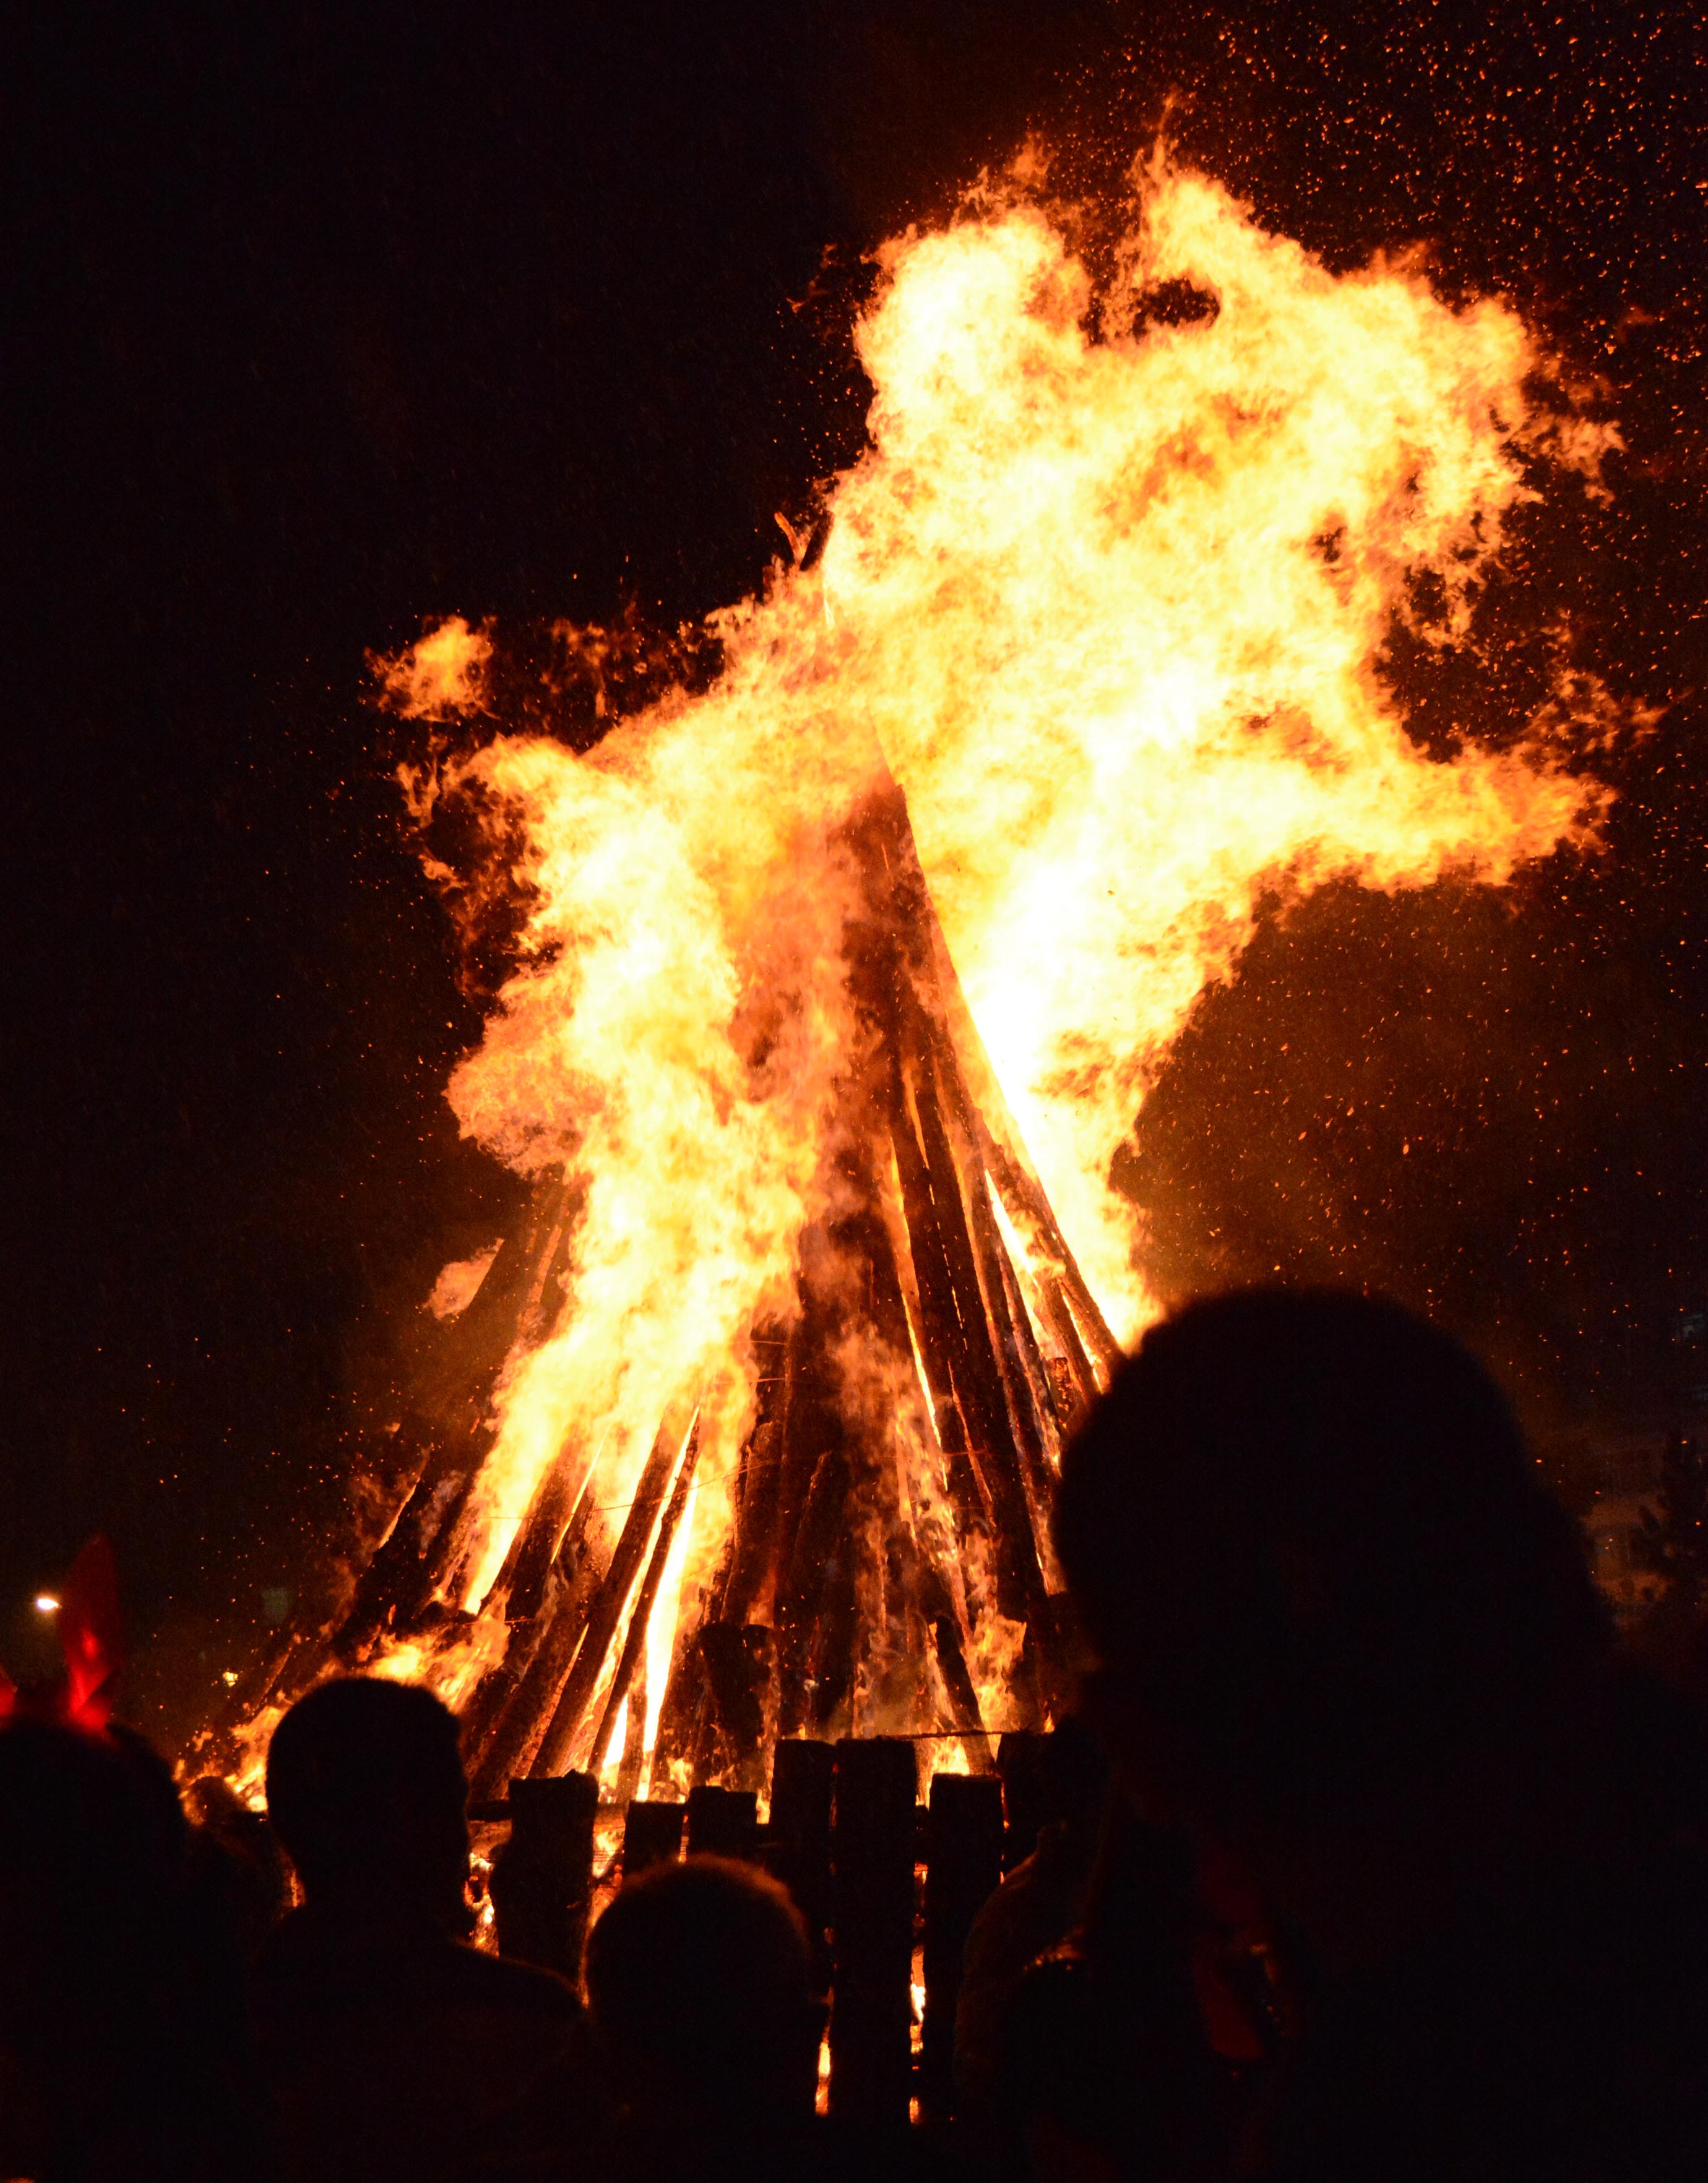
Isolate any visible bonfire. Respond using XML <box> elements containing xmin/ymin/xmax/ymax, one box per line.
<box><xmin>205</xmin><ymin>156</ymin><xmax>1612</xmax><ymax>1804</ymax></box>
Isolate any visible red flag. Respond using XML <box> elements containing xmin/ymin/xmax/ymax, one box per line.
<box><xmin>56</xmin><ymin>1535</ymin><xmax>124</xmax><ymax>1730</ymax></box>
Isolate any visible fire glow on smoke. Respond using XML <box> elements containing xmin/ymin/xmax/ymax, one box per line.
<box><xmin>364</xmin><ymin>160</ymin><xmax>1610</xmax><ymax>1791</ymax></box>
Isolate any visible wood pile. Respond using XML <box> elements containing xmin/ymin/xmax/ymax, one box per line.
<box><xmin>207</xmin><ymin>780</ymin><xmax>1118</xmax><ymax>1805</ymax></box>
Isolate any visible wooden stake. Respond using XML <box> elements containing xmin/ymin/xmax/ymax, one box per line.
<box><xmin>491</xmin><ymin>1770</ymin><xmax>598</xmax><ymax>1980</ymax></box>
<box><xmin>829</xmin><ymin>1736</ymin><xmax>918</xmax><ymax>2126</ymax></box>
<box><xmin>769</xmin><ymin>1737</ymin><xmax>835</xmax><ymax>1981</ymax></box>
<box><xmin>621</xmin><ymin>1799</ymin><xmax>684</xmax><ymax>1877</ymax></box>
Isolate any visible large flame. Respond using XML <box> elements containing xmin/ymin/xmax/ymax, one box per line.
<box><xmin>371</xmin><ymin>160</ymin><xmax>1609</xmax><ymax>1784</ymax></box>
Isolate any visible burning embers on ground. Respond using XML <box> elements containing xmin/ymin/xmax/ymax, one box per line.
<box><xmin>213</xmin><ymin>157</ymin><xmax>1615</xmax><ymax>1803</ymax></box>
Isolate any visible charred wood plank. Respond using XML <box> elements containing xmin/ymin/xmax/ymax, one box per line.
<box><xmin>905</xmin><ymin>1040</ymin><xmax>1054</xmax><ymax>1664</ymax></box>
<box><xmin>330</xmin><ymin>1424</ymin><xmax>488</xmax><ymax>1665</ymax></box>
<box><xmin>886</xmin><ymin>1062</ymin><xmax>994</xmax><ymax>1534</ymax></box>
<box><xmin>775</xmin><ymin>1439</ymin><xmax>853</xmax><ymax>1739</ymax></box>
<box><xmin>647</xmin><ymin>1595</ymin><xmax>712</xmax><ymax>1798</ymax></box>
<box><xmin>614</xmin><ymin>1650</ymin><xmax>648</xmax><ymax>1809</ymax></box>
<box><xmin>962</xmin><ymin>1163</ymin><xmax>1064</xmax><ymax>1578</ymax></box>
<box><xmin>930</xmin><ymin>1614</ymin><xmax>988</xmax><ymax>1742</ymax></box>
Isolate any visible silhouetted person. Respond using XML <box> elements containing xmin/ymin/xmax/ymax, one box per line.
<box><xmin>585</xmin><ymin>1854</ymin><xmax>946</xmax><ymax>2182</ymax></box>
<box><xmin>0</xmin><ymin>1718</ymin><xmax>261</xmax><ymax>2182</ymax></box>
<box><xmin>584</xmin><ymin>1854</ymin><xmax>820</xmax><ymax>2179</ymax></box>
<box><xmin>955</xmin><ymin>1718</ymin><xmax>1110</xmax><ymax>2121</ymax></box>
<box><xmin>254</xmin><ymin>1676</ymin><xmax>603</xmax><ymax>2183</ymax></box>
<box><xmin>1055</xmin><ymin>1286</ymin><xmax>1708</xmax><ymax>2181</ymax></box>
<box><xmin>185</xmin><ymin>1772</ymin><xmax>293</xmax><ymax>1965</ymax></box>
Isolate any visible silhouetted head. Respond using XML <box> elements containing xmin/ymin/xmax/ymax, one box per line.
<box><xmin>1043</xmin><ymin>1712</ymin><xmax>1111</xmax><ymax>1833</ymax></box>
<box><xmin>0</xmin><ymin>1720</ymin><xmax>186</xmax><ymax>2044</ymax></box>
<box><xmin>1055</xmin><ymin>1288</ymin><xmax>1607</xmax><ymax>1840</ymax></box>
<box><xmin>585</xmin><ymin>1854</ymin><xmax>820</xmax><ymax>2121</ymax></box>
<box><xmin>0</xmin><ymin>1720</ymin><xmax>254</xmax><ymax>2179</ymax></box>
<box><xmin>265</xmin><ymin>1677</ymin><xmax>468</xmax><ymax>1927</ymax></box>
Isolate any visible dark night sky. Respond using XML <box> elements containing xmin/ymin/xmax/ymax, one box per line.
<box><xmin>7</xmin><ymin>1</ymin><xmax>1706</xmax><ymax>1745</ymax></box>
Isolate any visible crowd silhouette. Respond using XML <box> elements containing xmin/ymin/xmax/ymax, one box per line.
<box><xmin>5</xmin><ymin>1286</ymin><xmax>1708</xmax><ymax>2181</ymax></box>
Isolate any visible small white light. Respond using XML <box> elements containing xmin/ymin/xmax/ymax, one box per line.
<box><xmin>221</xmin><ymin>1670</ymin><xmax>239</xmax><ymax>1687</ymax></box>
<box><xmin>33</xmin><ymin>1594</ymin><xmax>59</xmax><ymax>1616</ymax></box>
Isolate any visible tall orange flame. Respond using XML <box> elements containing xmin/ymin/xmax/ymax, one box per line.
<box><xmin>368</xmin><ymin>160</ymin><xmax>1610</xmax><ymax>1785</ymax></box>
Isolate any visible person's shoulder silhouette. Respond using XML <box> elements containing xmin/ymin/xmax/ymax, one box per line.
<box><xmin>255</xmin><ymin>1675</ymin><xmax>602</xmax><ymax>2183</ymax></box>
<box><xmin>1056</xmin><ymin>1286</ymin><xmax>1708</xmax><ymax>2182</ymax></box>
<box><xmin>0</xmin><ymin>1716</ymin><xmax>261</xmax><ymax>2182</ymax></box>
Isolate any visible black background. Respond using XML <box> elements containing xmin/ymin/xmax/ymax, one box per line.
<box><xmin>7</xmin><ymin>1</ymin><xmax>1705</xmax><ymax>1745</ymax></box>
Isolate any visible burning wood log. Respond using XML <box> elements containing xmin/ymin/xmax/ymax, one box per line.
<box><xmin>464</xmin><ymin>1475</ymin><xmax>605</xmax><ymax>1798</ymax></box>
<box><xmin>715</xmin><ymin>1325</ymin><xmax>791</xmax><ymax>1626</ymax></box>
<box><xmin>696</xmin><ymin>1622</ymin><xmax>775</xmax><ymax>1792</ymax></box>
<box><xmin>494</xmin><ymin>1453</ymin><xmax>586</xmax><ymax>1624</ymax></box>
<box><xmin>587</xmin><ymin>1418</ymin><xmax>703</xmax><ymax>1783</ymax></box>
<box><xmin>530</xmin><ymin>1402</ymin><xmax>697</xmax><ymax>1778</ymax></box>
<box><xmin>613</xmin><ymin>1649</ymin><xmax>648</xmax><ymax>1810</ymax></box>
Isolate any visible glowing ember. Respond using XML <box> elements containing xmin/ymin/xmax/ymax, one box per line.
<box><xmin>233</xmin><ymin>157</ymin><xmax>1613</xmax><ymax>1791</ymax></box>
